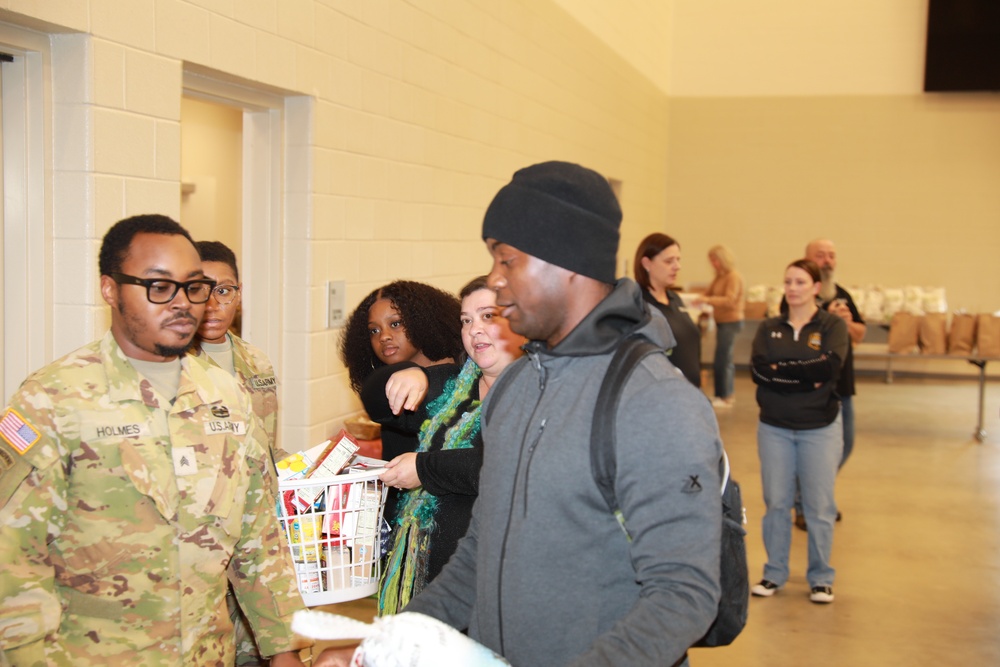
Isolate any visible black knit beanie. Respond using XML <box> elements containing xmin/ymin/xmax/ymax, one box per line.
<box><xmin>482</xmin><ymin>161</ymin><xmax>622</xmax><ymax>284</ymax></box>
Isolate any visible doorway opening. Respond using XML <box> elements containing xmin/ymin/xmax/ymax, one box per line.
<box><xmin>181</xmin><ymin>69</ymin><xmax>306</xmax><ymax>365</ymax></box>
<box><xmin>180</xmin><ymin>95</ymin><xmax>244</xmax><ymax>333</ymax></box>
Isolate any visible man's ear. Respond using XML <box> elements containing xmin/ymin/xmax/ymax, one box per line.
<box><xmin>100</xmin><ymin>274</ymin><xmax>118</xmax><ymax>308</ymax></box>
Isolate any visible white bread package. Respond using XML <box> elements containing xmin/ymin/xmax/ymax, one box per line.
<box><xmin>292</xmin><ymin>610</ymin><xmax>509</xmax><ymax>666</ymax></box>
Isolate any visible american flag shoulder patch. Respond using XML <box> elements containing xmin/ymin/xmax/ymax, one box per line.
<box><xmin>0</xmin><ymin>408</ymin><xmax>41</xmax><ymax>455</ymax></box>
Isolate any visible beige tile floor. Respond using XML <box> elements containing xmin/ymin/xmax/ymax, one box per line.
<box><xmin>307</xmin><ymin>373</ymin><xmax>1000</xmax><ymax>666</ymax></box>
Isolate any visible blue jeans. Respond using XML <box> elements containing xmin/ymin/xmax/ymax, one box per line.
<box><xmin>758</xmin><ymin>414</ymin><xmax>843</xmax><ymax>588</ymax></box>
<box><xmin>794</xmin><ymin>395</ymin><xmax>855</xmax><ymax>513</ymax></box>
<box><xmin>713</xmin><ymin>321</ymin><xmax>743</xmax><ymax>399</ymax></box>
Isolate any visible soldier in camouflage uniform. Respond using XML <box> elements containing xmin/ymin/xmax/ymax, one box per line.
<box><xmin>190</xmin><ymin>240</ymin><xmax>293</xmax><ymax>667</ymax></box>
<box><xmin>191</xmin><ymin>241</ymin><xmax>287</xmax><ymax>465</ymax></box>
<box><xmin>0</xmin><ymin>215</ymin><xmax>311</xmax><ymax>666</ymax></box>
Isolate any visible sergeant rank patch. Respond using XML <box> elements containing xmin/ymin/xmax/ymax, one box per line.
<box><xmin>0</xmin><ymin>408</ymin><xmax>41</xmax><ymax>454</ymax></box>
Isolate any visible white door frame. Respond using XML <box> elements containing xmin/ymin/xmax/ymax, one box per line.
<box><xmin>182</xmin><ymin>69</ymin><xmax>312</xmax><ymax>449</ymax></box>
<box><xmin>1</xmin><ymin>26</ymin><xmax>48</xmax><ymax>405</ymax></box>
<box><xmin>183</xmin><ymin>71</ymin><xmax>288</xmax><ymax>368</ymax></box>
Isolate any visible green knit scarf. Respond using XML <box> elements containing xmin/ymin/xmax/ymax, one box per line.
<box><xmin>378</xmin><ymin>357</ymin><xmax>482</xmax><ymax>616</ymax></box>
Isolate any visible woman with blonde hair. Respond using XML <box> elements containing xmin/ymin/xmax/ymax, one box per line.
<box><xmin>695</xmin><ymin>245</ymin><xmax>745</xmax><ymax>408</ymax></box>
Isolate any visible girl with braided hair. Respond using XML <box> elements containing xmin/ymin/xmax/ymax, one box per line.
<box><xmin>371</xmin><ymin>276</ymin><xmax>525</xmax><ymax>616</ymax></box>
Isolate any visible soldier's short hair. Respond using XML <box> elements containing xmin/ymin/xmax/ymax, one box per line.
<box><xmin>195</xmin><ymin>241</ymin><xmax>239</xmax><ymax>282</ymax></box>
<box><xmin>99</xmin><ymin>214</ymin><xmax>196</xmax><ymax>276</ymax></box>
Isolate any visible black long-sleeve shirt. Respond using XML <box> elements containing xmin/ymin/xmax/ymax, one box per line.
<box><xmin>361</xmin><ymin>360</ymin><xmax>481</xmax><ymax>580</ymax></box>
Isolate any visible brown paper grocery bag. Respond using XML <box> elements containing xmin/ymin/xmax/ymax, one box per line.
<box><xmin>888</xmin><ymin>312</ymin><xmax>920</xmax><ymax>354</ymax></box>
<box><xmin>976</xmin><ymin>314</ymin><xmax>1000</xmax><ymax>358</ymax></box>
<box><xmin>948</xmin><ymin>313</ymin><xmax>977</xmax><ymax>355</ymax></box>
<box><xmin>918</xmin><ymin>313</ymin><xmax>947</xmax><ymax>355</ymax></box>
<box><xmin>744</xmin><ymin>301</ymin><xmax>768</xmax><ymax>320</ymax></box>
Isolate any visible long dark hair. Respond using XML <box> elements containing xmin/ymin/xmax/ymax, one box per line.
<box><xmin>339</xmin><ymin>280</ymin><xmax>463</xmax><ymax>393</ymax></box>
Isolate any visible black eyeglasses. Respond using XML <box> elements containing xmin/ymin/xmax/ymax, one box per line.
<box><xmin>109</xmin><ymin>273</ymin><xmax>217</xmax><ymax>304</ymax></box>
<box><xmin>210</xmin><ymin>284</ymin><xmax>241</xmax><ymax>305</ymax></box>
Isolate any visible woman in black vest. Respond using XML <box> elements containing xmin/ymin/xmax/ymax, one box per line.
<box><xmin>633</xmin><ymin>233</ymin><xmax>701</xmax><ymax>387</ymax></box>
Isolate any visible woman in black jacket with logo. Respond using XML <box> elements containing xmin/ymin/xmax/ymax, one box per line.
<box><xmin>749</xmin><ymin>259</ymin><xmax>849</xmax><ymax>604</ymax></box>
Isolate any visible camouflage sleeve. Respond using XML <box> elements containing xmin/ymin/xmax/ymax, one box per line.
<box><xmin>228</xmin><ymin>416</ymin><xmax>312</xmax><ymax>658</ymax></box>
<box><xmin>0</xmin><ymin>390</ymin><xmax>68</xmax><ymax>663</ymax></box>
<box><xmin>0</xmin><ymin>471</ymin><xmax>62</xmax><ymax>667</ymax></box>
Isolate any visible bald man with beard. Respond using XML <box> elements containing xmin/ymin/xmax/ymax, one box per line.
<box><xmin>793</xmin><ymin>239</ymin><xmax>866</xmax><ymax>530</ymax></box>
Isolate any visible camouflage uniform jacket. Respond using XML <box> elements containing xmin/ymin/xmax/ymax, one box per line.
<box><xmin>191</xmin><ymin>334</ymin><xmax>290</xmax><ymax>465</ymax></box>
<box><xmin>0</xmin><ymin>332</ymin><xmax>310</xmax><ymax>666</ymax></box>
<box><xmin>191</xmin><ymin>334</ymin><xmax>293</xmax><ymax>667</ymax></box>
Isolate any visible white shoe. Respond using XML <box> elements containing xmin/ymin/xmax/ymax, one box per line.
<box><xmin>809</xmin><ymin>586</ymin><xmax>834</xmax><ymax>603</ymax></box>
<box><xmin>711</xmin><ymin>397</ymin><xmax>734</xmax><ymax>409</ymax></box>
<box><xmin>751</xmin><ymin>580</ymin><xmax>779</xmax><ymax>597</ymax></box>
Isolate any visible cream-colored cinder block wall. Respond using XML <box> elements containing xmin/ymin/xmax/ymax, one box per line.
<box><xmin>664</xmin><ymin>0</ymin><xmax>1000</xmax><ymax>313</ymax></box>
<box><xmin>551</xmin><ymin>0</ymin><xmax>673</xmax><ymax>95</ymax></box>
<box><xmin>666</xmin><ymin>95</ymin><xmax>1000</xmax><ymax>312</ymax></box>
<box><xmin>1</xmin><ymin>2</ymin><xmax>671</xmax><ymax>448</ymax></box>
<box><xmin>305</xmin><ymin>1</ymin><xmax>671</xmax><ymax>444</ymax></box>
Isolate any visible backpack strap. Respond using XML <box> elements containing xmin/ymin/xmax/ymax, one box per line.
<box><xmin>590</xmin><ymin>335</ymin><xmax>664</xmax><ymax>513</ymax></box>
<box><xmin>591</xmin><ymin>336</ymin><xmax>733</xmax><ymax>512</ymax></box>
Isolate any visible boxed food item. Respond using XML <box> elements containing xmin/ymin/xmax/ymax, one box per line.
<box><xmin>276</xmin><ymin>430</ymin><xmax>362</xmax><ymax>482</ymax></box>
<box><xmin>277</xmin><ymin>431</ymin><xmax>362</xmax><ymax>511</ymax></box>
<box><xmin>275</xmin><ymin>451</ymin><xmax>312</xmax><ymax>481</ymax></box>
<box><xmin>290</xmin><ymin>514</ymin><xmax>324</xmax><ymax>563</ymax></box>
<box><xmin>341</xmin><ymin>481</ymin><xmax>382</xmax><ymax>584</ymax></box>
<box><xmin>276</xmin><ymin>449</ymin><xmax>388</xmax><ymax>602</ymax></box>
<box><xmin>304</xmin><ymin>430</ymin><xmax>361</xmax><ymax>479</ymax></box>
<box><xmin>325</xmin><ymin>544</ymin><xmax>351</xmax><ymax>590</ymax></box>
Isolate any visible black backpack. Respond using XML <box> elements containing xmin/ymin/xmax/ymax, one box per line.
<box><xmin>590</xmin><ymin>335</ymin><xmax>749</xmax><ymax>648</ymax></box>
<box><xmin>483</xmin><ymin>335</ymin><xmax>749</xmax><ymax>647</ymax></box>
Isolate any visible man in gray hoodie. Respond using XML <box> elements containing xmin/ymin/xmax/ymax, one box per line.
<box><xmin>405</xmin><ymin>161</ymin><xmax>723</xmax><ymax>667</ymax></box>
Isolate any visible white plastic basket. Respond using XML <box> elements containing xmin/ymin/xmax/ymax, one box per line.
<box><xmin>277</xmin><ymin>459</ymin><xmax>388</xmax><ymax>606</ymax></box>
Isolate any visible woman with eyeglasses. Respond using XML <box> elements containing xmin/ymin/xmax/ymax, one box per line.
<box><xmin>191</xmin><ymin>241</ymin><xmax>286</xmax><ymax>465</ymax></box>
<box><xmin>191</xmin><ymin>240</ymin><xmax>291</xmax><ymax>667</ymax></box>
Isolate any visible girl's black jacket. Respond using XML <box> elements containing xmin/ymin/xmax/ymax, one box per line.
<box><xmin>751</xmin><ymin>308</ymin><xmax>849</xmax><ymax>430</ymax></box>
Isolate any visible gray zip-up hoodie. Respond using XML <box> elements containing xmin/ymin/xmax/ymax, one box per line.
<box><xmin>406</xmin><ymin>279</ymin><xmax>722</xmax><ymax>667</ymax></box>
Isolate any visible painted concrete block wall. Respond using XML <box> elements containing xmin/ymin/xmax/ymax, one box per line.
<box><xmin>0</xmin><ymin>1</ymin><xmax>670</xmax><ymax>449</ymax></box>
<box><xmin>552</xmin><ymin>0</ymin><xmax>674</xmax><ymax>95</ymax></box>
<box><xmin>665</xmin><ymin>95</ymin><xmax>1000</xmax><ymax>313</ymax></box>
<box><xmin>659</xmin><ymin>0</ymin><xmax>1000</xmax><ymax>313</ymax></box>
<box><xmin>300</xmin><ymin>0</ymin><xmax>671</xmax><ymax>445</ymax></box>
<box><xmin>566</xmin><ymin>0</ymin><xmax>999</xmax><ymax>313</ymax></box>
